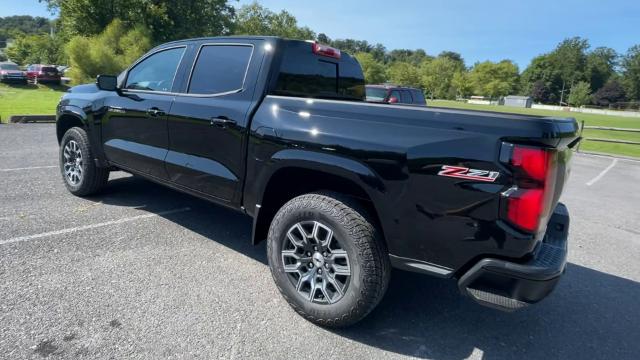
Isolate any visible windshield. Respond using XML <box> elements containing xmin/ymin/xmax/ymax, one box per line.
<box><xmin>0</xmin><ymin>64</ymin><xmax>20</xmax><ymax>71</ymax></box>
<box><xmin>366</xmin><ymin>87</ymin><xmax>388</xmax><ymax>101</ymax></box>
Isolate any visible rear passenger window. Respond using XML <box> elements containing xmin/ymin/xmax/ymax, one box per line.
<box><xmin>412</xmin><ymin>90</ymin><xmax>426</xmax><ymax>104</ymax></box>
<box><xmin>400</xmin><ymin>90</ymin><xmax>413</xmax><ymax>104</ymax></box>
<box><xmin>188</xmin><ymin>45</ymin><xmax>253</xmax><ymax>94</ymax></box>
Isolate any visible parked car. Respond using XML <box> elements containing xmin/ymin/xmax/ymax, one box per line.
<box><xmin>366</xmin><ymin>84</ymin><xmax>427</xmax><ymax>105</ymax></box>
<box><xmin>56</xmin><ymin>37</ymin><xmax>579</xmax><ymax>327</ymax></box>
<box><xmin>26</xmin><ymin>64</ymin><xmax>61</xmax><ymax>85</ymax></box>
<box><xmin>0</xmin><ymin>62</ymin><xmax>27</xmax><ymax>84</ymax></box>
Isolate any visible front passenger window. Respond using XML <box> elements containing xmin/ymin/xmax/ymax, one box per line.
<box><xmin>125</xmin><ymin>47</ymin><xmax>185</xmax><ymax>92</ymax></box>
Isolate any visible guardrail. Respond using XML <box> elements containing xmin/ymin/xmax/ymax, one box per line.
<box><xmin>8</xmin><ymin>115</ymin><xmax>56</xmax><ymax>123</ymax></box>
<box><xmin>577</xmin><ymin>121</ymin><xmax>640</xmax><ymax>152</ymax></box>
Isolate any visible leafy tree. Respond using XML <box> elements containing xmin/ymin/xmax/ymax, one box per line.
<box><xmin>5</xmin><ymin>34</ymin><xmax>65</xmax><ymax>65</ymax></box>
<box><xmin>452</xmin><ymin>71</ymin><xmax>472</xmax><ymax>98</ymax></box>
<box><xmin>468</xmin><ymin>60</ymin><xmax>519</xmax><ymax>99</ymax></box>
<box><xmin>586</xmin><ymin>47</ymin><xmax>617</xmax><ymax>92</ymax></box>
<box><xmin>66</xmin><ymin>19</ymin><xmax>151</xmax><ymax>83</ymax></box>
<box><xmin>387</xmin><ymin>61</ymin><xmax>421</xmax><ymax>88</ymax></box>
<box><xmin>234</xmin><ymin>2</ymin><xmax>314</xmax><ymax>40</ymax></box>
<box><xmin>0</xmin><ymin>50</ymin><xmax>7</xmax><ymax>62</ymax></box>
<box><xmin>420</xmin><ymin>57</ymin><xmax>459</xmax><ymax>99</ymax></box>
<box><xmin>437</xmin><ymin>51</ymin><xmax>465</xmax><ymax>70</ymax></box>
<box><xmin>0</xmin><ymin>15</ymin><xmax>51</xmax><ymax>35</ymax></box>
<box><xmin>387</xmin><ymin>49</ymin><xmax>432</xmax><ymax>65</ymax></box>
<box><xmin>549</xmin><ymin>37</ymin><xmax>589</xmax><ymax>104</ymax></box>
<box><xmin>317</xmin><ymin>33</ymin><xmax>330</xmax><ymax>44</ymax></box>
<box><xmin>621</xmin><ymin>45</ymin><xmax>640</xmax><ymax>101</ymax></box>
<box><xmin>354</xmin><ymin>52</ymin><xmax>386</xmax><ymax>84</ymax></box>
<box><xmin>42</xmin><ymin>0</ymin><xmax>234</xmax><ymax>42</ymax></box>
<box><xmin>530</xmin><ymin>80</ymin><xmax>551</xmax><ymax>103</ymax></box>
<box><xmin>317</xmin><ymin>33</ymin><xmax>386</xmax><ymax>62</ymax></box>
<box><xmin>567</xmin><ymin>81</ymin><xmax>592</xmax><ymax>107</ymax></box>
<box><xmin>592</xmin><ymin>80</ymin><xmax>627</xmax><ymax>106</ymax></box>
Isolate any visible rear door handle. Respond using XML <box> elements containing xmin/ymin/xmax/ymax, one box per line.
<box><xmin>210</xmin><ymin>116</ymin><xmax>237</xmax><ymax>128</ymax></box>
<box><xmin>146</xmin><ymin>107</ymin><xmax>166</xmax><ymax>117</ymax></box>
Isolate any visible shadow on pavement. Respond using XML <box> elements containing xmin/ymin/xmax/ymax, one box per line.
<box><xmin>93</xmin><ymin>174</ymin><xmax>639</xmax><ymax>360</ymax></box>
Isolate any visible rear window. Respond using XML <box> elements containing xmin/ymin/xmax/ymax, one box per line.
<box><xmin>0</xmin><ymin>64</ymin><xmax>20</xmax><ymax>70</ymax></box>
<box><xmin>188</xmin><ymin>44</ymin><xmax>253</xmax><ymax>94</ymax></box>
<box><xmin>366</xmin><ymin>87</ymin><xmax>387</xmax><ymax>101</ymax></box>
<box><xmin>42</xmin><ymin>67</ymin><xmax>58</xmax><ymax>73</ymax></box>
<box><xmin>272</xmin><ymin>40</ymin><xmax>365</xmax><ymax>101</ymax></box>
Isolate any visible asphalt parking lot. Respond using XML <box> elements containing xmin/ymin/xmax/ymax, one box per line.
<box><xmin>1</xmin><ymin>124</ymin><xmax>639</xmax><ymax>359</ymax></box>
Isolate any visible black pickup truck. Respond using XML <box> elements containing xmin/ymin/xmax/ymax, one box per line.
<box><xmin>56</xmin><ymin>36</ymin><xmax>579</xmax><ymax>327</ymax></box>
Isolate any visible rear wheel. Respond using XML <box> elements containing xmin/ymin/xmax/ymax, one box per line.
<box><xmin>267</xmin><ymin>192</ymin><xmax>390</xmax><ymax>327</ymax></box>
<box><xmin>59</xmin><ymin>127</ymin><xmax>109</xmax><ymax>196</ymax></box>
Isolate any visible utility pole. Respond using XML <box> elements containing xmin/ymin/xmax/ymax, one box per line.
<box><xmin>559</xmin><ymin>80</ymin><xmax>566</xmax><ymax>106</ymax></box>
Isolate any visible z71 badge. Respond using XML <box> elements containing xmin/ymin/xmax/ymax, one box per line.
<box><xmin>437</xmin><ymin>165</ymin><xmax>500</xmax><ymax>182</ymax></box>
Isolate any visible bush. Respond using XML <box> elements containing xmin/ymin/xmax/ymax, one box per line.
<box><xmin>66</xmin><ymin>19</ymin><xmax>152</xmax><ymax>84</ymax></box>
<box><xmin>5</xmin><ymin>34</ymin><xmax>65</xmax><ymax>65</ymax></box>
<box><xmin>568</xmin><ymin>81</ymin><xmax>592</xmax><ymax>107</ymax></box>
<box><xmin>592</xmin><ymin>80</ymin><xmax>627</xmax><ymax>107</ymax></box>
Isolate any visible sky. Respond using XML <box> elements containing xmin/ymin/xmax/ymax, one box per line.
<box><xmin>2</xmin><ymin>0</ymin><xmax>640</xmax><ymax>69</ymax></box>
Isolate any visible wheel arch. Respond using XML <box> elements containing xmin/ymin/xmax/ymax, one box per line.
<box><xmin>56</xmin><ymin>107</ymin><xmax>88</xmax><ymax>144</ymax></box>
<box><xmin>249</xmin><ymin>149</ymin><xmax>387</xmax><ymax>248</ymax></box>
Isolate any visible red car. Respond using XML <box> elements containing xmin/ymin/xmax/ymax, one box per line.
<box><xmin>366</xmin><ymin>84</ymin><xmax>427</xmax><ymax>106</ymax></box>
<box><xmin>26</xmin><ymin>64</ymin><xmax>61</xmax><ymax>85</ymax></box>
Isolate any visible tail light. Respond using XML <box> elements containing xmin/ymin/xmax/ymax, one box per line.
<box><xmin>501</xmin><ymin>143</ymin><xmax>557</xmax><ymax>233</ymax></box>
<box><xmin>311</xmin><ymin>42</ymin><xmax>341</xmax><ymax>59</ymax></box>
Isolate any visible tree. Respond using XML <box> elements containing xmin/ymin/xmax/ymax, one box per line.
<box><xmin>66</xmin><ymin>19</ymin><xmax>152</xmax><ymax>83</ymax></box>
<box><xmin>468</xmin><ymin>60</ymin><xmax>519</xmax><ymax>99</ymax></box>
<box><xmin>42</xmin><ymin>0</ymin><xmax>234</xmax><ymax>42</ymax></box>
<box><xmin>586</xmin><ymin>47</ymin><xmax>617</xmax><ymax>92</ymax></box>
<box><xmin>387</xmin><ymin>49</ymin><xmax>432</xmax><ymax>65</ymax></box>
<box><xmin>420</xmin><ymin>57</ymin><xmax>459</xmax><ymax>99</ymax></box>
<box><xmin>0</xmin><ymin>15</ymin><xmax>51</xmax><ymax>35</ymax></box>
<box><xmin>354</xmin><ymin>52</ymin><xmax>386</xmax><ymax>84</ymax></box>
<box><xmin>387</xmin><ymin>61</ymin><xmax>421</xmax><ymax>88</ymax></box>
<box><xmin>521</xmin><ymin>54</ymin><xmax>562</xmax><ymax>103</ymax></box>
<box><xmin>452</xmin><ymin>71</ymin><xmax>472</xmax><ymax>98</ymax></box>
<box><xmin>549</xmin><ymin>37</ymin><xmax>590</xmax><ymax>104</ymax></box>
<box><xmin>621</xmin><ymin>45</ymin><xmax>640</xmax><ymax>101</ymax></box>
<box><xmin>592</xmin><ymin>80</ymin><xmax>627</xmax><ymax>107</ymax></box>
<box><xmin>234</xmin><ymin>2</ymin><xmax>314</xmax><ymax>40</ymax></box>
<box><xmin>567</xmin><ymin>81</ymin><xmax>592</xmax><ymax>107</ymax></box>
<box><xmin>437</xmin><ymin>51</ymin><xmax>465</xmax><ymax>70</ymax></box>
<box><xmin>5</xmin><ymin>34</ymin><xmax>65</xmax><ymax>65</ymax></box>
<box><xmin>530</xmin><ymin>80</ymin><xmax>551</xmax><ymax>103</ymax></box>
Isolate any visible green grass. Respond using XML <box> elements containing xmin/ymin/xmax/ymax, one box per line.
<box><xmin>0</xmin><ymin>82</ymin><xmax>68</xmax><ymax>123</ymax></box>
<box><xmin>430</xmin><ymin>100</ymin><xmax>640</xmax><ymax>159</ymax></box>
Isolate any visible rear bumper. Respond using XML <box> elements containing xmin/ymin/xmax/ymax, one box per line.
<box><xmin>458</xmin><ymin>203</ymin><xmax>569</xmax><ymax>311</ymax></box>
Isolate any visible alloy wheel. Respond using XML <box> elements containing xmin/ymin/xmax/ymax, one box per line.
<box><xmin>281</xmin><ymin>220</ymin><xmax>351</xmax><ymax>304</ymax></box>
<box><xmin>63</xmin><ymin>140</ymin><xmax>83</xmax><ymax>185</ymax></box>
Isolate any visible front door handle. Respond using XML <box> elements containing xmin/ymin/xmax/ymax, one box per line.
<box><xmin>146</xmin><ymin>107</ymin><xmax>166</xmax><ymax>117</ymax></box>
<box><xmin>210</xmin><ymin>116</ymin><xmax>237</xmax><ymax>128</ymax></box>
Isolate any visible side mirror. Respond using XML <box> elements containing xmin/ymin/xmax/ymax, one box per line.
<box><xmin>96</xmin><ymin>74</ymin><xmax>118</xmax><ymax>91</ymax></box>
<box><xmin>388</xmin><ymin>96</ymin><xmax>399</xmax><ymax>104</ymax></box>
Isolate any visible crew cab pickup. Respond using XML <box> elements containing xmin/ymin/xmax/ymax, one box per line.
<box><xmin>56</xmin><ymin>36</ymin><xmax>579</xmax><ymax>327</ymax></box>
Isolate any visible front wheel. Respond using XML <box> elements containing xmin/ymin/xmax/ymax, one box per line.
<box><xmin>59</xmin><ymin>127</ymin><xmax>109</xmax><ymax>196</ymax></box>
<box><xmin>267</xmin><ymin>192</ymin><xmax>390</xmax><ymax>327</ymax></box>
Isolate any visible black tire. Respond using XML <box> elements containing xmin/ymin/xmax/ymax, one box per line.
<box><xmin>267</xmin><ymin>192</ymin><xmax>390</xmax><ymax>327</ymax></box>
<box><xmin>59</xmin><ymin>127</ymin><xmax>109</xmax><ymax>196</ymax></box>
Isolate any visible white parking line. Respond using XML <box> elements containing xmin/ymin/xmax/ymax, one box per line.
<box><xmin>0</xmin><ymin>165</ymin><xmax>57</xmax><ymax>172</ymax></box>
<box><xmin>0</xmin><ymin>207</ymin><xmax>191</xmax><ymax>246</ymax></box>
<box><xmin>586</xmin><ymin>158</ymin><xmax>618</xmax><ymax>186</ymax></box>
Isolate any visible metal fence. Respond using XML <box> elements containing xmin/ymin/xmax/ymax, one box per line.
<box><xmin>577</xmin><ymin>120</ymin><xmax>640</xmax><ymax>152</ymax></box>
